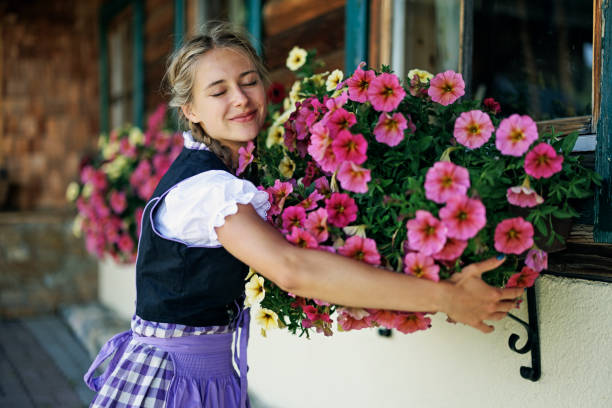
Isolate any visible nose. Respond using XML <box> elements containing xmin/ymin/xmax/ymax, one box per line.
<box><xmin>232</xmin><ymin>86</ymin><xmax>249</xmax><ymax>107</ymax></box>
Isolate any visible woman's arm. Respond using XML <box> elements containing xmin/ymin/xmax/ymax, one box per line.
<box><xmin>216</xmin><ymin>204</ymin><xmax>523</xmax><ymax>333</ymax></box>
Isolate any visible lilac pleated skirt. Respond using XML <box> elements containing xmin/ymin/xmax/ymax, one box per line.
<box><xmin>85</xmin><ymin>310</ymin><xmax>251</xmax><ymax>408</ymax></box>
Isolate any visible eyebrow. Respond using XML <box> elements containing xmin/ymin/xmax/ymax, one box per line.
<box><xmin>205</xmin><ymin>70</ymin><xmax>258</xmax><ymax>89</ymax></box>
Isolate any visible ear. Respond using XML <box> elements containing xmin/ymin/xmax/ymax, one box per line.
<box><xmin>181</xmin><ymin>103</ymin><xmax>199</xmax><ymax>123</ymax></box>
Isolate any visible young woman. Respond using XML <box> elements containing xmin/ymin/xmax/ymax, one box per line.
<box><xmin>84</xmin><ymin>23</ymin><xmax>523</xmax><ymax>408</ymax></box>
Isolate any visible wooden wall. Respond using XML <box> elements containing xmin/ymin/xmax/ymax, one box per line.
<box><xmin>262</xmin><ymin>0</ymin><xmax>346</xmax><ymax>87</ymax></box>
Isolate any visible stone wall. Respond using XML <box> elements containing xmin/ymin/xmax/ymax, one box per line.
<box><xmin>0</xmin><ymin>0</ymin><xmax>100</xmax><ymax>211</ymax></box>
<box><xmin>0</xmin><ymin>211</ymin><xmax>98</xmax><ymax>318</ymax></box>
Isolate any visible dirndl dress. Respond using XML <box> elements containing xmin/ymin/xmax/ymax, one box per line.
<box><xmin>85</xmin><ymin>308</ymin><xmax>251</xmax><ymax>408</ymax></box>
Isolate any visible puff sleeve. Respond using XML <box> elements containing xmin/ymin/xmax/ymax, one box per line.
<box><xmin>153</xmin><ymin>170</ymin><xmax>270</xmax><ymax>247</ymax></box>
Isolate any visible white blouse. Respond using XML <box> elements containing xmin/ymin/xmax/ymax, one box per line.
<box><xmin>153</xmin><ymin>132</ymin><xmax>270</xmax><ymax>247</ymax></box>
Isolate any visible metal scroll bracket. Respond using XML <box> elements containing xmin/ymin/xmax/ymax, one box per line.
<box><xmin>507</xmin><ymin>285</ymin><xmax>541</xmax><ymax>382</ymax></box>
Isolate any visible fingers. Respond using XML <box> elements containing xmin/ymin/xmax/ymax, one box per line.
<box><xmin>496</xmin><ymin>299</ymin><xmax>520</xmax><ymax>313</ymax></box>
<box><xmin>474</xmin><ymin>322</ymin><xmax>495</xmax><ymax>333</ymax></box>
<box><xmin>460</xmin><ymin>256</ymin><xmax>506</xmax><ymax>278</ymax></box>
<box><xmin>499</xmin><ymin>287</ymin><xmax>525</xmax><ymax>300</ymax></box>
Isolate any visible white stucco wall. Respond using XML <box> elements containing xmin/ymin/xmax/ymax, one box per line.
<box><xmin>248</xmin><ymin>275</ymin><xmax>612</xmax><ymax>408</ymax></box>
<box><xmin>98</xmin><ymin>257</ymin><xmax>136</xmax><ymax>320</ymax></box>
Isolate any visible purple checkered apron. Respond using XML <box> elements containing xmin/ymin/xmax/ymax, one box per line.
<box><xmin>84</xmin><ymin>308</ymin><xmax>251</xmax><ymax>407</ymax></box>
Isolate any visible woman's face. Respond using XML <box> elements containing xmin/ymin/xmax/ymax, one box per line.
<box><xmin>182</xmin><ymin>47</ymin><xmax>266</xmax><ymax>155</ymax></box>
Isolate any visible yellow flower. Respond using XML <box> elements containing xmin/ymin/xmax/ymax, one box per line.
<box><xmin>326</xmin><ymin>69</ymin><xmax>344</xmax><ymax>92</ymax></box>
<box><xmin>245</xmin><ymin>267</ymin><xmax>257</xmax><ymax>281</ymax></box>
<box><xmin>65</xmin><ymin>181</ymin><xmax>80</xmax><ymax>202</ymax></box>
<box><xmin>102</xmin><ymin>141</ymin><xmax>119</xmax><ymax>160</ymax></box>
<box><xmin>255</xmin><ymin>307</ymin><xmax>279</xmax><ymax>331</ymax></box>
<box><xmin>72</xmin><ymin>215</ymin><xmax>84</xmax><ymax>238</ymax></box>
<box><xmin>245</xmin><ymin>274</ymin><xmax>265</xmax><ymax>307</ymax></box>
<box><xmin>266</xmin><ymin>124</ymin><xmax>285</xmax><ymax>148</ymax></box>
<box><xmin>97</xmin><ymin>134</ymin><xmax>108</xmax><ymax>150</ymax></box>
<box><xmin>278</xmin><ymin>156</ymin><xmax>296</xmax><ymax>179</ymax></box>
<box><xmin>82</xmin><ymin>182</ymin><xmax>94</xmax><ymax>198</ymax></box>
<box><xmin>407</xmin><ymin>68</ymin><xmax>433</xmax><ymax>84</ymax></box>
<box><xmin>129</xmin><ymin>127</ymin><xmax>144</xmax><ymax>146</ymax></box>
<box><xmin>308</xmin><ymin>71</ymin><xmax>328</xmax><ymax>87</ymax></box>
<box><xmin>342</xmin><ymin>224</ymin><xmax>367</xmax><ymax>238</ymax></box>
<box><xmin>289</xmin><ymin>81</ymin><xmax>302</xmax><ymax>104</ymax></box>
<box><xmin>283</xmin><ymin>97</ymin><xmax>292</xmax><ymax>112</ymax></box>
<box><xmin>286</xmin><ymin>46</ymin><xmax>307</xmax><ymax>71</ymax></box>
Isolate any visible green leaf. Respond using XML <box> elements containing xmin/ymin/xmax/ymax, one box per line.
<box><xmin>561</xmin><ymin>132</ymin><xmax>579</xmax><ymax>154</ymax></box>
<box><xmin>534</xmin><ymin>217</ymin><xmax>548</xmax><ymax>235</ymax></box>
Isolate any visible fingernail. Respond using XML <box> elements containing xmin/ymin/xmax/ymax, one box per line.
<box><xmin>496</xmin><ymin>254</ymin><xmax>505</xmax><ymax>260</ymax></box>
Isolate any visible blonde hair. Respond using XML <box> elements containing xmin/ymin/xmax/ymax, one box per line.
<box><xmin>165</xmin><ymin>22</ymin><xmax>269</xmax><ymax>169</ymax></box>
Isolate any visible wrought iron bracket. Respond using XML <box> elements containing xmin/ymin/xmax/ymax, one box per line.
<box><xmin>507</xmin><ymin>286</ymin><xmax>541</xmax><ymax>381</ymax></box>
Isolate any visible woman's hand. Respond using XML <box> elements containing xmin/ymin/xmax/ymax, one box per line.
<box><xmin>441</xmin><ymin>257</ymin><xmax>524</xmax><ymax>333</ymax></box>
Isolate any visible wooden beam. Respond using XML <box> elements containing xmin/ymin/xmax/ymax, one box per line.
<box><xmin>133</xmin><ymin>0</ymin><xmax>145</xmax><ymax>128</ymax></box>
<box><xmin>247</xmin><ymin>0</ymin><xmax>262</xmax><ymax>55</ymax></box>
<box><xmin>263</xmin><ymin>0</ymin><xmax>346</xmax><ymax>37</ymax></box>
<box><xmin>345</xmin><ymin>0</ymin><xmax>369</xmax><ymax>73</ymax></box>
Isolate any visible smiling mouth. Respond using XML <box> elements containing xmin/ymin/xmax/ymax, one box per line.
<box><xmin>230</xmin><ymin>110</ymin><xmax>257</xmax><ymax>122</ymax></box>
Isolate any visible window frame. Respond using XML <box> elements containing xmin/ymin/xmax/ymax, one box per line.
<box><xmin>370</xmin><ymin>0</ymin><xmax>611</xmax><ymax>246</ymax></box>
<box><xmin>99</xmin><ymin>0</ymin><xmax>145</xmax><ymax>133</ymax></box>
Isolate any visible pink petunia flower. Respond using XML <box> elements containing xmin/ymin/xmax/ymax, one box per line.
<box><xmin>495</xmin><ymin>114</ymin><xmax>538</xmax><ymax>156</ymax></box>
<box><xmin>109</xmin><ymin>191</ymin><xmax>127</xmax><ymax>214</ymax></box>
<box><xmin>236</xmin><ymin>141</ymin><xmax>255</xmax><ymax>176</ymax></box>
<box><xmin>325</xmin><ymin>108</ymin><xmax>357</xmax><ymax>135</ymax></box>
<box><xmin>299</xmin><ymin>191</ymin><xmax>324</xmax><ymax>211</ymax></box>
<box><xmin>130</xmin><ymin>160</ymin><xmax>152</xmax><ymax>190</ymax></box>
<box><xmin>285</xmin><ymin>227</ymin><xmax>318</xmax><ymax>248</ymax></box>
<box><xmin>427</xmin><ymin>70</ymin><xmax>465</xmax><ymax>106</ymax></box>
<box><xmin>406</xmin><ymin>210</ymin><xmax>447</xmax><ymax>255</ymax></box>
<box><xmin>313</xmin><ymin>176</ymin><xmax>331</xmax><ymax>197</ymax></box>
<box><xmin>432</xmin><ymin>237</ymin><xmax>468</xmax><ymax>261</ymax></box>
<box><xmin>119</xmin><ymin>138</ymin><xmax>137</xmax><ymax>158</ymax></box>
<box><xmin>439</xmin><ymin>196</ymin><xmax>486</xmax><ymax>240</ymax></box>
<box><xmin>395</xmin><ymin>312</ymin><xmax>432</xmax><ymax>334</ymax></box>
<box><xmin>506</xmin><ymin>266</ymin><xmax>540</xmax><ymax>288</ymax></box>
<box><xmin>325</xmin><ymin>193</ymin><xmax>358</xmax><ymax>227</ymax></box>
<box><xmin>134</xmin><ymin>206</ymin><xmax>145</xmax><ymax>237</ymax></box>
<box><xmin>324</xmin><ymin>92</ymin><xmax>348</xmax><ymax>112</ymax></box>
<box><xmin>304</xmin><ymin>208</ymin><xmax>329</xmax><ymax>243</ymax></box>
<box><xmin>336</xmin><ymin>161</ymin><xmax>371</xmax><ymax>193</ymax></box>
<box><xmin>525</xmin><ymin>248</ymin><xmax>548</xmax><ymax>272</ymax></box>
<box><xmin>337</xmin><ymin>307</ymin><xmax>372</xmax><ymax>331</ymax></box>
<box><xmin>346</xmin><ymin>62</ymin><xmax>376</xmax><ymax>103</ymax></box>
<box><xmin>117</xmin><ymin>233</ymin><xmax>135</xmax><ymax>254</ymax></box>
<box><xmin>483</xmin><ymin>97</ymin><xmax>501</xmax><ymax>115</ymax></box>
<box><xmin>424</xmin><ymin>161</ymin><xmax>471</xmax><ymax>204</ymax></box>
<box><xmin>494</xmin><ymin>217</ymin><xmax>534</xmax><ymax>255</ymax></box>
<box><xmin>331</xmin><ymin>130</ymin><xmax>368</xmax><ymax>165</ymax></box>
<box><xmin>365</xmin><ymin>309</ymin><xmax>401</xmax><ymax>329</ymax></box>
<box><xmin>403</xmin><ymin>252</ymin><xmax>440</xmax><ymax>282</ymax></box>
<box><xmin>367</xmin><ymin>73</ymin><xmax>406</xmax><ymax>112</ymax></box>
<box><xmin>453</xmin><ymin>110</ymin><xmax>495</xmax><ymax>149</ymax></box>
<box><xmin>507</xmin><ymin>186</ymin><xmax>544</xmax><ymax>208</ymax></box>
<box><xmin>91</xmin><ymin>170</ymin><xmax>108</xmax><ymax>191</ymax></box>
<box><xmin>266</xmin><ymin>179</ymin><xmax>293</xmax><ymax>216</ymax></box>
<box><xmin>153</xmin><ymin>154</ymin><xmax>172</xmax><ymax>176</ymax></box>
<box><xmin>524</xmin><ymin>143</ymin><xmax>564</xmax><ymax>179</ymax></box>
<box><xmin>338</xmin><ymin>236</ymin><xmax>381</xmax><ymax>265</ymax></box>
<box><xmin>281</xmin><ymin>205</ymin><xmax>307</xmax><ymax>232</ymax></box>
<box><xmin>308</xmin><ymin>122</ymin><xmax>340</xmax><ymax>172</ymax></box>
<box><xmin>373</xmin><ymin>112</ymin><xmax>413</xmax><ymax>147</ymax></box>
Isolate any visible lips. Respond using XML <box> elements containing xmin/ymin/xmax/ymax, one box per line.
<box><xmin>230</xmin><ymin>109</ymin><xmax>257</xmax><ymax>122</ymax></box>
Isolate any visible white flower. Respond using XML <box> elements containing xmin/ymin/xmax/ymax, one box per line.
<box><xmin>81</xmin><ymin>182</ymin><xmax>94</xmax><ymax>198</ymax></box>
<box><xmin>266</xmin><ymin>124</ymin><xmax>285</xmax><ymax>148</ymax></box>
<box><xmin>65</xmin><ymin>182</ymin><xmax>80</xmax><ymax>202</ymax></box>
<box><xmin>342</xmin><ymin>224</ymin><xmax>367</xmax><ymax>238</ymax></box>
<box><xmin>72</xmin><ymin>215</ymin><xmax>84</xmax><ymax>238</ymax></box>
<box><xmin>129</xmin><ymin>127</ymin><xmax>144</xmax><ymax>146</ymax></box>
<box><xmin>289</xmin><ymin>81</ymin><xmax>302</xmax><ymax>104</ymax></box>
<box><xmin>102</xmin><ymin>141</ymin><xmax>119</xmax><ymax>160</ymax></box>
<box><xmin>286</xmin><ymin>46</ymin><xmax>307</xmax><ymax>71</ymax></box>
<box><xmin>278</xmin><ymin>156</ymin><xmax>296</xmax><ymax>179</ymax></box>
<box><xmin>407</xmin><ymin>68</ymin><xmax>433</xmax><ymax>84</ymax></box>
<box><xmin>326</xmin><ymin>69</ymin><xmax>344</xmax><ymax>92</ymax></box>
<box><xmin>245</xmin><ymin>274</ymin><xmax>265</xmax><ymax>307</ymax></box>
<box><xmin>255</xmin><ymin>307</ymin><xmax>279</xmax><ymax>331</ymax></box>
